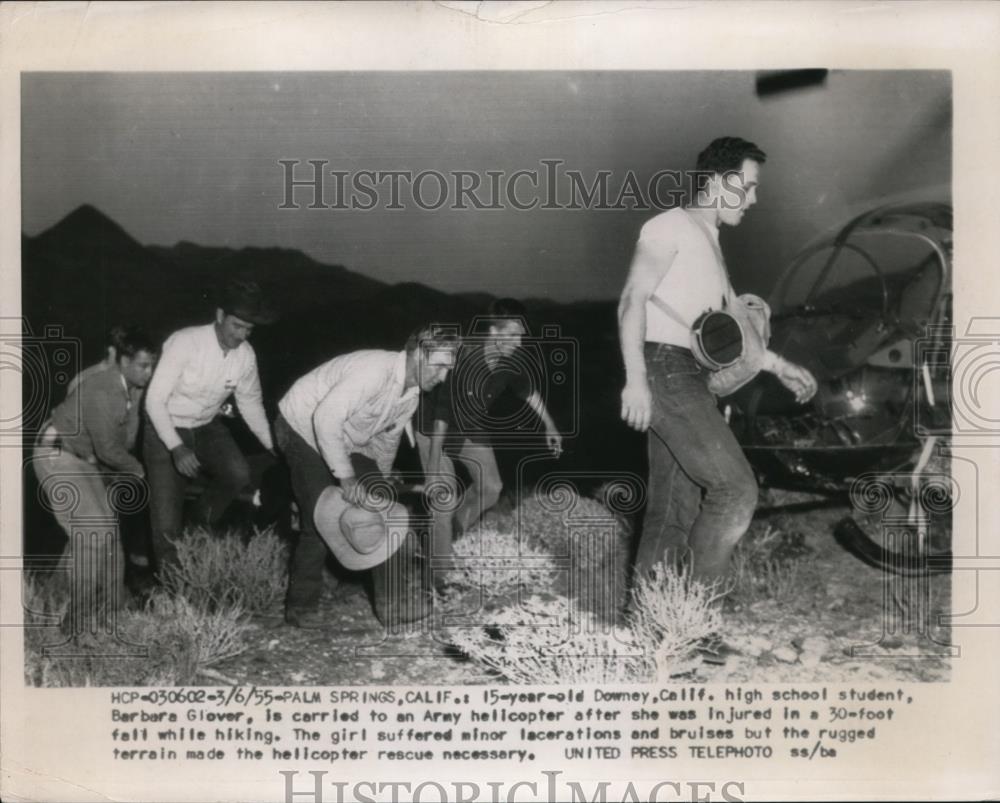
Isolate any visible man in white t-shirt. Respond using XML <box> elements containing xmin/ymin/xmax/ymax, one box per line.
<box><xmin>144</xmin><ymin>278</ymin><xmax>277</xmax><ymax>574</ymax></box>
<box><xmin>618</xmin><ymin>137</ymin><xmax>816</xmax><ymax>636</ymax></box>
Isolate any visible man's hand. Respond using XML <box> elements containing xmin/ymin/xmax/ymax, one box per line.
<box><xmin>621</xmin><ymin>379</ymin><xmax>653</xmax><ymax>431</ymax></box>
<box><xmin>545</xmin><ymin>425</ymin><xmax>564</xmax><ymax>457</ymax></box>
<box><xmin>771</xmin><ymin>359</ymin><xmax>818</xmax><ymax>404</ymax></box>
<box><xmin>341</xmin><ymin>476</ymin><xmax>363</xmax><ymax>506</ymax></box>
<box><xmin>341</xmin><ymin>476</ymin><xmax>383</xmax><ymax>512</ymax></box>
<box><xmin>170</xmin><ymin>445</ymin><xmax>201</xmax><ymax>478</ymax></box>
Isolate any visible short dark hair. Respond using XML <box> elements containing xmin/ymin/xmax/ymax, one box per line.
<box><xmin>488</xmin><ymin>298</ymin><xmax>527</xmax><ymax>319</ymax></box>
<box><xmin>111</xmin><ymin>325</ymin><xmax>156</xmax><ymax>360</ymax></box>
<box><xmin>696</xmin><ymin>137</ymin><xmax>767</xmax><ymax>176</ymax></box>
<box><xmin>481</xmin><ymin>297</ymin><xmax>530</xmax><ymax>334</ymax></box>
<box><xmin>106</xmin><ymin>325</ymin><xmax>128</xmax><ymax>355</ymax></box>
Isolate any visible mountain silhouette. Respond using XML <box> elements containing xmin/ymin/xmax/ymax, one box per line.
<box><xmin>31</xmin><ymin>203</ymin><xmax>146</xmax><ymax>261</ymax></box>
<box><xmin>20</xmin><ymin>205</ymin><xmax>644</xmax><ymax>548</ymax></box>
<box><xmin>22</xmin><ymin>206</ymin><xmax>509</xmax><ymax>395</ymax></box>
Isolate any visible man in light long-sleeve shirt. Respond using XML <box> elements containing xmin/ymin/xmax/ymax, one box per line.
<box><xmin>33</xmin><ymin>326</ymin><xmax>156</xmax><ymax>618</ymax></box>
<box><xmin>143</xmin><ymin>278</ymin><xmax>277</xmax><ymax>573</ymax></box>
<box><xmin>276</xmin><ymin>325</ymin><xmax>459</xmax><ymax>628</ymax></box>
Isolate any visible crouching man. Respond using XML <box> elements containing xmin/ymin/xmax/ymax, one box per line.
<box><xmin>415</xmin><ymin>298</ymin><xmax>563</xmax><ymax>568</ymax></box>
<box><xmin>275</xmin><ymin>325</ymin><xmax>460</xmax><ymax>628</ymax></box>
<box><xmin>33</xmin><ymin>326</ymin><xmax>157</xmax><ymax>624</ymax></box>
<box><xmin>143</xmin><ymin>278</ymin><xmax>278</xmax><ymax>575</ymax></box>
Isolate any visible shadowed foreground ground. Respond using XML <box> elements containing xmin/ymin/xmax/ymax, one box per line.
<box><xmin>23</xmin><ymin>496</ymin><xmax>950</xmax><ymax>686</ymax></box>
<box><xmin>215</xmin><ymin>504</ymin><xmax>951</xmax><ymax>686</ymax></box>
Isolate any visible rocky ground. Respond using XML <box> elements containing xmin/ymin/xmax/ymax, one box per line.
<box><xmin>210</xmin><ymin>499</ymin><xmax>952</xmax><ymax>687</ymax></box>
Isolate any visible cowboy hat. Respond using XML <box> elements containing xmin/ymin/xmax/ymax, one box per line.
<box><xmin>313</xmin><ymin>485</ymin><xmax>409</xmax><ymax>571</ymax></box>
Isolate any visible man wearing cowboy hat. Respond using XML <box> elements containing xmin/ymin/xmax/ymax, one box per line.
<box><xmin>275</xmin><ymin>324</ymin><xmax>460</xmax><ymax>629</ymax></box>
<box><xmin>143</xmin><ymin>277</ymin><xmax>278</xmax><ymax>574</ymax></box>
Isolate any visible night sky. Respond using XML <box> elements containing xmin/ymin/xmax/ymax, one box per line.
<box><xmin>21</xmin><ymin>71</ymin><xmax>950</xmax><ymax>301</ymax></box>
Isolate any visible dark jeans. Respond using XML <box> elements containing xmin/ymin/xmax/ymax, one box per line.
<box><xmin>276</xmin><ymin>414</ymin><xmax>416</xmax><ymax>618</ymax></box>
<box><xmin>275</xmin><ymin>414</ymin><xmax>333</xmax><ymax>613</ymax></box>
<box><xmin>634</xmin><ymin>343</ymin><xmax>758</xmax><ymax>587</ymax></box>
<box><xmin>144</xmin><ymin>416</ymin><xmax>252</xmax><ymax>572</ymax></box>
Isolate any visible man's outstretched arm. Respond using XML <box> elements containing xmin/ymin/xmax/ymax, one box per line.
<box><xmin>762</xmin><ymin>351</ymin><xmax>818</xmax><ymax>404</ymax></box>
<box><xmin>524</xmin><ymin>390</ymin><xmax>562</xmax><ymax>456</ymax></box>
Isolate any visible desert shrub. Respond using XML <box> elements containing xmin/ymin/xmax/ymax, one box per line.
<box><xmin>447</xmin><ymin>594</ymin><xmax>648</xmax><ymax>684</ymax></box>
<box><xmin>23</xmin><ymin>574</ymin><xmax>251</xmax><ymax>687</ymax></box>
<box><xmin>128</xmin><ymin>592</ymin><xmax>250</xmax><ymax>667</ymax></box>
<box><xmin>21</xmin><ymin>571</ymin><xmax>70</xmax><ymax>627</ymax></box>
<box><xmin>627</xmin><ymin>564</ymin><xmax>724</xmax><ymax>679</ymax></box>
<box><xmin>160</xmin><ymin>525</ymin><xmax>287</xmax><ymax>614</ymax></box>
<box><xmin>512</xmin><ymin>490</ymin><xmax>632</xmax><ymax>617</ymax></box>
<box><xmin>730</xmin><ymin>522</ymin><xmax>812</xmax><ymax>603</ymax></box>
<box><xmin>446</xmin><ymin>527</ymin><xmax>560</xmax><ymax>598</ymax></box>
<box><xmin>448</xmin><ymin>565</ymin><xmax>724</xmax><ymax>684</ymax></box>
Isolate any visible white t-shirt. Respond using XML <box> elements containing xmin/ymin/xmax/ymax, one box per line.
<box><xmin>639</xmin><ymin>208</ymin><xmax>732</xmax><ymax>347</ymax></box>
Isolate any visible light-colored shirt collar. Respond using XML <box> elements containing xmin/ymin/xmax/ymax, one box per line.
<box><xmin>112</xmin><ymin>365</ymin><xmax>137</xmax><ymax>409</ymax></box>
<box><xmin>207</xmin><ymin>322</ymin><xmax>233</xmax><ymax>356</ymax></box>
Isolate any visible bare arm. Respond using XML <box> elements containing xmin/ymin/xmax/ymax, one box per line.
<box><xmin>425</xmin><ymin>418</ymin><xmax>448</xmax><ymax>478</ymax></box>
<box><xmin>763</xmin><ymin>351</ymin><xmax>818</xmax><ymax>404</ymax></box>
<box><xmin>618</xmin><ymin>239</ymin><xmax>677</xmax><ymax>431</ymax></box>
<box><xmin>524</xmin><ymin>390</ymin><xmax>562</xmax><ymax>456</ymax></box>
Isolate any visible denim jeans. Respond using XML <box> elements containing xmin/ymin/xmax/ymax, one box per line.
<box><xmin>634</xmin><ymin>343</ymin><xmax>758</xmax><ymax>587</ymax></box>
<box><xmin>143</xmin><ymin>416</ymin><xmax>251</xmax><ymax>573</ymax></box>
<box><xmin>275</xmin><ymin>415</ymin><xmax>389</xmax><ymax>614</ymax></box>
<box><xmin>275</xmin><ymin>414</ymin><xmax>333</xmax><ymax>613</ymax></box>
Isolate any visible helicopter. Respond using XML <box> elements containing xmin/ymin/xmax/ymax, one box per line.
<box><xmin>726</xmin><ymin>194</ymin><xmax>953</xmax><ymax>575</ymax></box>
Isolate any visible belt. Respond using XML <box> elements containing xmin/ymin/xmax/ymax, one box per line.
<box><xmin>35</xmin><ymin>424</ymin><xmax>97</xmax><ymax>465</ymax></box>
<box><xmin>644</xmin><ymin>341</ymin><xmax>693</xmax><ymax>356</ymax></box>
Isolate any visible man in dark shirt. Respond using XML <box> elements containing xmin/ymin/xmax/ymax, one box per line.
<box><xmin>416</xmin><ymin>299</ymin><xmax>562</xmax><ymax>571</ymax></box>
<box><xmin>65</xmin><ymin>324</ymin><xmax>131</xmax><ymax>396</ymax></box>
<box><xmin>32</xmin><ymin>326</ymin><xmax>156</xmax><ymax>619</ymax></box>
